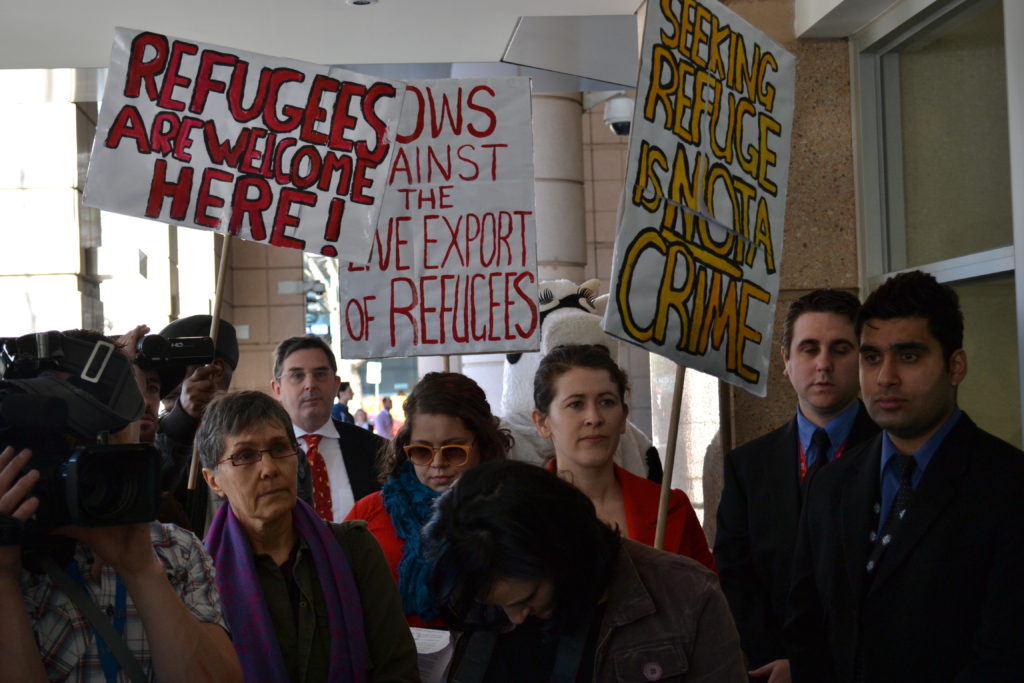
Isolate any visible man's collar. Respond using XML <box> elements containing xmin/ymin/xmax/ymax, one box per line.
<box><xmin>796</xmin><ymin>400</ymin><xmax>861</xmax><ymax>452</ymax></box>
<box><xmin>293</xmin><ymin>419</ymin><xmax>339</xmax><ymax>439</ymax></box>
<box><xmin>880</xmin><ymin>406</ymin><xmax>962</xmax><ymax>474</ymax></box>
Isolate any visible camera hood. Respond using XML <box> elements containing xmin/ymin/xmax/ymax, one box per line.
<box><xmin>0</xmin><ymin>333</ymin><xmax>144</xmax><ymax>437</ymax></box>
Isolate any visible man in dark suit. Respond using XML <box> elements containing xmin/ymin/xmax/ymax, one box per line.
<box><xmin>271</xmin><ymin>336</ymin><xmax>383</xmax><ymax>521</ymax></box>
<box><xmin>786</xmin><ymin>271</ymin><xmax>1024</xmax><ymax>682</ymax></box>
<box><xmin>715</xmin><ymin>289</ymin><xmax>879</xmax><ymax>682</ymax></box>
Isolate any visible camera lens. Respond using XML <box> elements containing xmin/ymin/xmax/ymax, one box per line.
<box><xmin>65</xmin><ymin>445</ymin><xmax>160</xmax><ymax>526</ymax></box>
<box><xmin>77</xmin><ymin>462</ymin><xmax>138</xmax><ymax>523</ymax></box>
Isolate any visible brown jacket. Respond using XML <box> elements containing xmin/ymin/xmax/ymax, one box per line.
<box><xmin>593</xmin><ymin>539</ymin><xmax>746</xmax><ymax>682</ymax></box>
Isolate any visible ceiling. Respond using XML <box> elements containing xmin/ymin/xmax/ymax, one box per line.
<box><xmin>1</xmin><ymin>0</ymin><xmax>643</xmax><ymax>73</ymax></box>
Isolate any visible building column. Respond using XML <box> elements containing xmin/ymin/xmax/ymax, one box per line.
<box><xmin>532</xmin><ymin>92</ymin><xmax>587</xmax><ymax>282</ymax></box>
<box><xmin>457</xmin><ymin>91</ymin><xmax>588</xmax><ymax>410</ymax></box>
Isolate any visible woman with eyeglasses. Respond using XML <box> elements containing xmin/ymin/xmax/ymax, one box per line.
<box><xmin>197</xmin><ymin>390</ymin><xmax>418</xmax><ymax>682</ymax></box>
<box><xmin>346</xmin><ymin>372</ymin><xmax>513</xmax><ymax>628</ymax></box>
<box><xmin>532</xmin><ymin>345</ymin><xmax>716</xmax><ymax>570</ymax></box>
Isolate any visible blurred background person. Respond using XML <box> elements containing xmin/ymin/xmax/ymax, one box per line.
<box><xmin>347</xmin><ymin>372</ymin><xmax>512</xmax><ymax>628</ymax></box>
<box><xmin>375</xmin><ymin>396</ymin><xmax>394</xmax><ymax>438</ymax></box>
<box><xmin>198</xmin><ymin>391</ymin><xmax>418</xmax><ymax>682</ymax></box>
<box><xmin>532</xmin><ymin>344</ymin><xmax>715</xmax><ymax>570</ymax></box>
<box><xmin>354</xmin><ymin>409</ymin><xmax>371</xmax><ymax>431</ymax></box>
<box><xmin>423</xmin><ymin>460</ymin><xmax>745</xmax><ymax>682</ymax></box>
<box><xmin>333</xmin><ymin>382</ymin><xmax>356</xmax><ymax>424</ymax></box>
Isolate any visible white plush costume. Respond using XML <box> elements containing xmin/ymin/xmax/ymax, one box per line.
<box><xmin>500</xmin><ymin>279</ymin><xmax>661</xmax><ymax>481</ymax></box>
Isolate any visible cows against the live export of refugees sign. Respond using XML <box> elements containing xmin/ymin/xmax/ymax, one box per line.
<box><xmin>603</xmin><ymin>0</ymin><xmax>795</xmax><ymax>396</ymax></box>
<box><xmin>85</xmin><ymin>27</ymin><xmax>405</xmax><ymax>264</ymax></box>
<box><xmin>339</xmin><ymin>77</ymin><xmax>539</xmax><ymax>359</ymax></box>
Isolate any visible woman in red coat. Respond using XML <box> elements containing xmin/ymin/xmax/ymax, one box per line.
<box><xmin>532</xmin><ymin>344</ymin><xmax>715</xmax><ymax>571</ymax></box>
<box><xmin>346</xmin><ymin>372</ymin><xmax>512</xmax><ymax>627</ymax></box>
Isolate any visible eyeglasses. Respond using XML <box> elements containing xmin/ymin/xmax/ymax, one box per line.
<box><xmin>217</xmin><ymin>444</ymin><xmax>300</xmax><ymax>467</ymax></box>
<box><xmin>280</xmin><ymin>369</ymin><xmax>334</xmax><ymax>385</ymax></box>
<box><xmin>403</xmin><ymin>443</ymin><xmax>473</xmax><ymax>467</ymax></box>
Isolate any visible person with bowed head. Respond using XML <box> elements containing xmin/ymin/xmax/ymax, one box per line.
<box><xmin>422</xmin><ymin>459</ymin><xmax>745</xmax><ymax>681</ymax></box>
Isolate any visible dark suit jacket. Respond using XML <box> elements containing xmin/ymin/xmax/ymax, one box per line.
<box><xmin>714</xmin><ymin>403</ymin><xmax>878</xmax><ymax>669</ymax></box>
<box><xmin>297</xmin><ymin>419</ymin><xmax>384</xmax><ymax>508</ymax></box>
<box><xmin>786</xmin><ymin>414</ymin><xmax>1024</xmax><ymax>682</ymax></box>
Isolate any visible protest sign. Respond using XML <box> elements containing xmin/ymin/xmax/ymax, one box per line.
<box><xmin>85</xmin><ymin>27</ymin><xmax>405</xmax><ymax>263</ymax></box>
<box><xmin>339</xmin><ymin>77</ymin><xmax>538</xmax><ymax>358</ymax></box>
<box><xmin>602</xmin><ymin>0</ymin><xmax>795</xmax><ymax>396</ymax></box>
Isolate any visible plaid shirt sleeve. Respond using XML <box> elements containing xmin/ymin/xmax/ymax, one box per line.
<box><xmin>22</xmin><ymin>522</ymin><xmax>228</xmax><ymax>682</ymax></box>
<box><xmin>149</xmin><ymin>522</ymin><xmax>228</xmax><ymax>632</ymax></box>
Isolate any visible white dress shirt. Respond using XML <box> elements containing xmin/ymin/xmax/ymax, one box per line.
<box><xmin>294</xmin><ymin>419</ymin><xmax>355</xmax><ymax>521</ymax></box>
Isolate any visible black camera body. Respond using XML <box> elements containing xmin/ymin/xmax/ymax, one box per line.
<box><xmin>135</xmin><ymin>334</ymin><xmax>214</xmax><ymax>367</ymax></box>
<box><xmin>0</xmin><ymin>332</ymin><xmax>159</xmax><ymax>531</ymax></box>
<box><xmin>134</xmin><ymin>334</ymin><xmax>215</xmax><ymax>397</ymax></box>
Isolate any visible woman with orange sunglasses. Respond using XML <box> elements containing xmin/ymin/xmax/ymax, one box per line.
<box><xmin>346</xmin><ymin>372</ymin><xmax>512</xmax><ymax>628</ymax></box>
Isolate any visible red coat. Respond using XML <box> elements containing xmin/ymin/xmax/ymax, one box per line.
<box><xmin>547</xmin><ymin>461</ymin><xmax>716</xmax><ymax>572</ymax></box>
<box><xmin>617</xmin><ymin>465</ymin><xmax>716</xmax><ymax>571</ymax></box>
<box><xmin>345</xmin><ymin>491</ymin><xmax>446</xmax><ymax>629</ymax></box>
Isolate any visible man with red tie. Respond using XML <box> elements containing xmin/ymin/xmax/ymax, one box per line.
<box><xmin>271</xmin><ymin>336</ymin><xmax>384</xmax><ymax>521</ymax></box>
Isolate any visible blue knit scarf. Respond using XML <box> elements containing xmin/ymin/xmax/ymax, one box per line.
<box><xmin>381</xmin><ymin>461</ymin><xmax>442</xmax><ymax>621</ymax></box>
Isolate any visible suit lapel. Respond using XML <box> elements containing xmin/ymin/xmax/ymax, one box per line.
<box><xmin>867</xmin><ymin>416</ymin><xmax>971</xmax><ymax>592</ymax></box>
<box><xmin>839</xmin><ymin>436</ymin><xmax>882</xmax><ymax>604</ymax></box>
<box><xmin>767</xmin><ymin>419</ymin><xmax>802</xmax><ymax>526</ymax></box>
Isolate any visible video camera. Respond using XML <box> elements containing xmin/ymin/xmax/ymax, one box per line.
<box><xmin>134</xmin><ymin>334</ymin><xmax>215</xmax><ymax>397</ymax></box>
<box><xmin>0</xmin><ymin>331</ymin><xmax>160</xmax><ymax>530</ymax></box>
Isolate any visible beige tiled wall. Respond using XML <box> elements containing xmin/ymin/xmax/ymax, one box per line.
<box><xmin>228</xmin><ymin>239</ymin><xmax>305</xmax><ymax>394</ymax></box>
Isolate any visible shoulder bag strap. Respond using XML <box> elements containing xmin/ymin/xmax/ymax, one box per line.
<box><xmin>38</xmin><ymin>555</ymin><xmax>149</xmax><ymax>683</ymax></box>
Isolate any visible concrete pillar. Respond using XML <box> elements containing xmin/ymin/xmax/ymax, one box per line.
<box><xmin>460</xmin><ymin>91</ymin><xmax>589</xmax><ymax>412</ymax></box>
<box><xmin>532</xmin><ymin>92</ymin><xmax>587</xmax><ymax>283</ymax></box>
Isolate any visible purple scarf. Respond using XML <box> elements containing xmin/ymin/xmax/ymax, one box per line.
<box><xmin>205</xmin><ymin>498</ymin><xmax>369</xmax><ymax>682</ymax></box>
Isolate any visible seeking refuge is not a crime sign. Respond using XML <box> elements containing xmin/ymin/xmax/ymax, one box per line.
<box><xmin>339</xmin><ymin>77</ymin><xmax>539</xmax><ymax>359</ymax></box>
<box><xmin>602</xmin><ymin>0</ymin><xmax>796</xmax><ymax>396</ymax></box>
<box><xmin>85</xmin><ymin>27</ymin><xmax>406</xmax><ymax>264</ymax></box>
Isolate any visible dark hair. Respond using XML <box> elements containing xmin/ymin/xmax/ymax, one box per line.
<box><xmin>272</xmin><ymin>335</ymin><xmax>337</xmax><ymax>379</ymax></box>
<box><xmin>338</xmin><ymin>381</ymin><xmax>351</xmax><ymax>393</ymax></box>
<box><xmin>423</xmin><ymin>460</ymin><xmax>620</xmax><ymax>630</ymax></box>
<box><xmin>780</xmin><ymin>289</ymin><xmax>861</xmax><ymax>354</ymax></box>
<box><xmin>533</xmin><ymin>344</ymin><xmax>629</xmax><ymax>414</ymax></box>
<box><xmin>380</xmin><ymin>372</ymin><xmax>512</xmax><ymax>482</ymax></box>
<box><xmin>195</xmin><ymin>390</ymin><xmax>298</xmax><ymax>469</ymax></box>
<box><xmin>856</xmin><ymin>270</ymin><xmax>963</xmax><ymax>360</ymax></box>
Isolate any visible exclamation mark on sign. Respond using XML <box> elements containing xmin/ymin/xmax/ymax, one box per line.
<box><xmin>322</xmin><ymin>197</ymin><xmax>345</xmax><ymax>257</ymax></box>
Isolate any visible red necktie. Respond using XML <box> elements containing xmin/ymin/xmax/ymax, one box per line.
<box><xmin>302</xmin><ymin>434</ymin><xmax>333</xmax><ymax>521</ymax></box>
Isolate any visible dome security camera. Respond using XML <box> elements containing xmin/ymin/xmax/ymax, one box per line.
<box><xmin>604</xmin><ymin>95</ymin><xmax>634</xmax><ymax>136</ymax></box>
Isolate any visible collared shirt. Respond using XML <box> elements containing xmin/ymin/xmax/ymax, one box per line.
<box><xmin>878</xmin><ymin>407</ymin><xmax>962</xmax><ymax>529</ymax></box>
<box><xmin>21</xmin><ymin>522</ymin><xmax>228</xmax><ymax>682</ymax></box>
<box><xmin>254</xmin><ymin>538</ymin><xmax>330</xmax><ymax>683</ymax></box>
<box><xmin>295</xmin><ymin>420</ymin><xmax>355</xmax><ymax>521</ymax></box>
<box><xmin>796</xmin><ymin>400</ymin><xmax>862</xmax><ymax>470</ymax></box>
<box><xmin>375</xmin><ymin>409</ymin><xmax>394</xmax><ymax>438</ymax></box>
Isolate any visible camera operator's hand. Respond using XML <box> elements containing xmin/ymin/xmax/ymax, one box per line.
<box><xmin>58</xmin><ymin>522</ymin><xmax>242</xmax><ymax>681</ymax></box>
<box><xmin>0</xmin><ymin>447</ymin><xmax>47</xmax><ymax>683</ymax></box>
<box><xmin>0</xmin><ymin>447</ymin><xmax>39</xmax><ymax>576</ymax></box>
<box><xmin>116</xmin><ymin>324</ymin><xmax>150</xmax><ymax>362</ymax></box>
<box><xmin>58</xmin><ymin>522</ymin><xmax>160</xmax><ymax>580</ymax></box>
<box><xmin>178</xmin><ymin>363</ymin><xmax>224</xmax><ymax>420</ymax></box>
